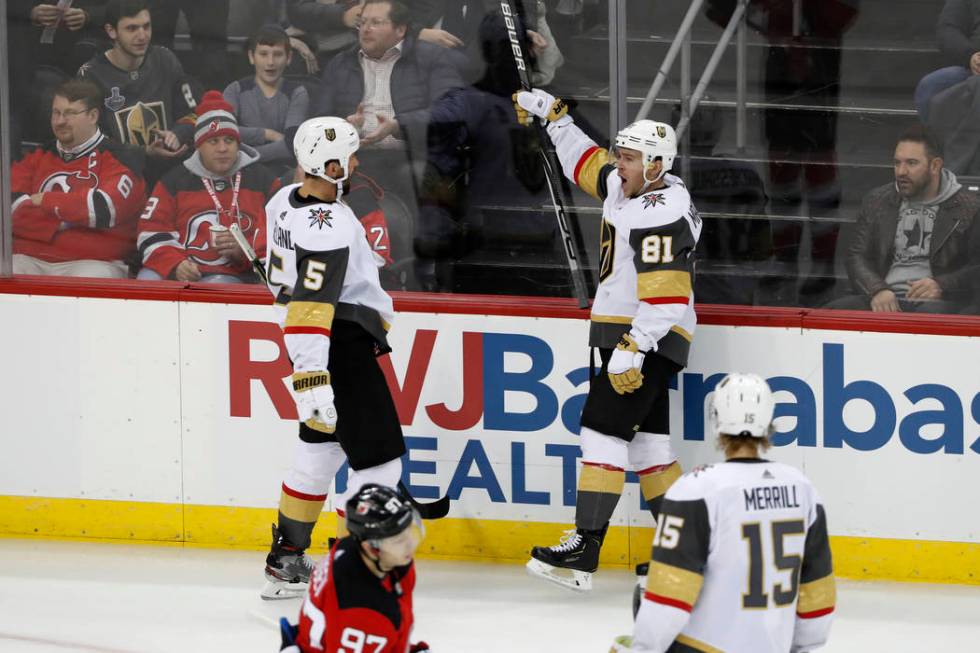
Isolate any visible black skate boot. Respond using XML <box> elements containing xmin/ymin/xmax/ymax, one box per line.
<box><xmin>261</xmin><ymin>524</ymin><xmax>316</xmax><ymax>600</ymax></box>
<box><xmin>526</xmin><ymin>527</ymin><xmax>605</xmax><ymax>591</ymax></box>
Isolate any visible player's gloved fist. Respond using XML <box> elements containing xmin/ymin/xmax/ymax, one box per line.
<box><xmin>513</xmin><ymin>89</ymin><xmax>569</xmax><ymax>125</ymax></box>
<box><xmin>608</xmin><ymin>334</ymin><xmax>645</xmax><ymax>395</ymax></box>
<box><xmin>609</xmin><ymin>635</ymin><xmax>635</xmax><ymax>652</ymax></box>
<box><xmin>292</xmin><ymin>371</ymin><xmax>337</xmax><ymax>434</ymax></box>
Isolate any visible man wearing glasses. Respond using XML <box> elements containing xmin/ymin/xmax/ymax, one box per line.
<box><xmin>10</xmin><ymin>78</ymin><xmax>146</xmax><ymax>278</ymax></box>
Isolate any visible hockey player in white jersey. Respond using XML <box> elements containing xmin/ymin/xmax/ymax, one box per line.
<box><xmin>612</xmin><ymin>373</ymin><xmax>836</xmax><ymax>652</ymax></box>
<box><xmin>514</xmin><ymin>90</ymin><xmax>702</xmax><ymax>591</ymax></box>
<box><xmin>259</xmin><ymin>116</ymin><xmax>408</xmax><ymax>599</ymax></box>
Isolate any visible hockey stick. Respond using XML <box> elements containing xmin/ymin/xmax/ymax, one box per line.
<box><xmin>229</xmin><ymin>223</ymin><xmax>269</xmax><ymax>284</ymax></box>
<box><xmin>500</xmin><ymin>0</ymin><xmax>591</xmax><ymax>309</ymax></box>
<box><xmin>398</xmin><ymin>481</ymin><xmax>451</xmax><ymax>519</ymax></box>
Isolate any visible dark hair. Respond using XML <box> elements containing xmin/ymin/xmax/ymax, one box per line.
<box><xmin>248</xmin><ymin>24</ymin><xmax>291</xmax><ymax>54</ymax></box>
<box><xmin>53</xmin><ymin>79</ymin><xmax>104</xmax><ymax>113</ymax></box>
<box><xmin>897</xmin><ymin>125</ymin><xmax>943</xmax><ymax>160</ymax></box>
<box><xmin>363</xmin><ymin>0</ymin><xmax>411</xmax><ymax>29</ymax></box>
<box><xmin>104</xmin><ymin>0</ymin><xmax>150</xmax><ymax>29</ymax></box>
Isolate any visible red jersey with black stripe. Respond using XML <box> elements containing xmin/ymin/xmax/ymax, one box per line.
<box><xmin>11</xmin><ymin>134</ymin><xmax>146</xmax><ymax>263</ymax></box>
<box><xmin>297</xmin><ymin>537</ymin><xmax>415</xmax><ymax>653</ymax></box>
<box><xmin>137</xmin><ymin>155</ymin><xmax>280</xmax><ymax>278</ymax></box>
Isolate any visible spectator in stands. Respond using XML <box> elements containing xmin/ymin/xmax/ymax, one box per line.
<box><xmin>11</xmin><ymin>79</ymin><xmax>146</xmax><ymax>278</ymax></box>
<box><xmin>314</xmin><ymin>0</ymin><xmax>463</xmax><ymax>212</ymax></box>
<box><xmin>224</xmin><ymin>25</ymin><xmax>309</xmax><ymax>175</ymax></box>
<box><xmin>915</xmin><ymin>0</ymin><xmax>980</xmax><ymax>122</ymax></box>
<box><xmin>146</xmin><ymin>0</ymin><xmax>229</xmax><ymax>91</ymax></box>
<box><xmin>826</xmin><ymin>127</ymin><xmax>980</xmax><ymax>314</ymax></box>
<box><xmin>415</xmin><ymin>10</ymin><xmax>552</xmax><ymax>290</ymax></box>
<box><xmin>78</xmin><ymin>0</ymin><xmax>199</xmax><ymax>165</ymax></box>
<box><xmin>136</xmin><ymin>91</ymin><xmax>281</xmax><ymax>283</ymax></box>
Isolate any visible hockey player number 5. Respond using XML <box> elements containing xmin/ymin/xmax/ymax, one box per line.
<box><xmin>742</xmin><ymin>520</ymin><xmax>805</xmax><ymax>609</ymax></box>
<box><xmin>340</xmin><ymin>628</ymin><xmax>388</xmax><ymax>653</ymax></box>
<box><xmin>303</xmin><ymin>260</ymin><xmax>327</xmax><ymax>291</ymax></box>
<box><xmin>641</xmin><ymin>235</ymin><xmax>674</xmax><ymax>264</ymax></box>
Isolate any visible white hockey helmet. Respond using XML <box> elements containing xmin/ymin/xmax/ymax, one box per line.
<box><xmin>293</xmin><ymin>116</ymin><xmax>359</xmax><ymax>184</ymax></box>
<box><xmin>615</xmin><ymin>119</ymin><xmax>677</xmax><ymax>180</ymax></box>
<box><xmin>709</xmin><ymin>373</ymin><xmax>775</xmax><ymax>438</ymax></box>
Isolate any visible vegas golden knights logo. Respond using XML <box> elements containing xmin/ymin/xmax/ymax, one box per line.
<box><xmin>656</xmin><ymin>125</ymin><xmax>667</xmax><ymax>138</ymax></box>
<box><xmin>599</xmin><ymin>219</ymin><xmax>616</xmax><ymax>282</ymax></box>
<box><xmin>324</xmin><ymin>128</ymin><xmax>336</xmax><ymax>141</ymax></box>
<box><xmin>116</xmin><ymin>101</ymin><xmax>167</xmax><ymax>147</ymax></box>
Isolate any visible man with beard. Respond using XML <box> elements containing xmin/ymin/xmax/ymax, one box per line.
<box><xmin>826</xmin><ymin>127</ymin><xmax>980</xmax><ymax>314</ymax></box>
<box><xmin>259</xmin><ymin>116</ymin><xmax>411</xmax><ymax>599</ymax></box>
<box><xmin>136</xmin><ymin>91</ymin><xmax>280</xmax><ymax>283</ymax></box>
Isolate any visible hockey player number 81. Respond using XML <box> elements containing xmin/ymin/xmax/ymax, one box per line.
<box><xmin>640</xmin><ymin>235</ymin><xmax>674</xmax><ymax>264</ymax></box>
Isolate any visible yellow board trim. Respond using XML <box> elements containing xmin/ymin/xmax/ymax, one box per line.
<box><xmin>637</xmin><ymin>269</ymin><xmax>692</xmax><ymax>301</ymax></box>
<box><xmin>675</xmin><ymin>634</ymin><xmax>724</xmax><ymax>653</ymax></box>
<box><xmin>797</xmin><ymin>574</ymin><xmax>837</xmax><ymax>614</ymax></box>
<box><xmin>579</xmin><ymin>465</ymin><xmax>626</xmax><ymax>494</ymax></box>
<box><xmin>1</xmin><ymin>496</ymin><xmax>978</xmax><ymax>585</ymax></box>
<box><xmin>285</xmin><ymin>301</ymin><xmax>335</xmax><ymax>329</ymax></box>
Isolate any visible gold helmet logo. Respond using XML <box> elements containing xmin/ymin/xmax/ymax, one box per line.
<box><xmin>656</xmin><ymin>125</ymin><xmax>667</xmax><ymax>138</ymax></box>
<box><xmin>324</xmin><ymin>128</ymin><xmax>336</xmax><ymax>141</ymax></box>
<box><xmin>127</xmin><ymin>102</ymin><xmax>162</xmax><ymax>147</ymax></box>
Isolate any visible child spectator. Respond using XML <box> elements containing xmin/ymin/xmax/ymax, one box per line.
<box><xmin>224</xmin><ymin>25</ymin><xmax>310</xmax><ymax>175</ymax></box>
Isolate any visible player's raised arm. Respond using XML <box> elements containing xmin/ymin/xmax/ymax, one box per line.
<box><xmin>513</xmin><ymin>89</ymin><xmax>616</xmax><ymax>201</ymax></box>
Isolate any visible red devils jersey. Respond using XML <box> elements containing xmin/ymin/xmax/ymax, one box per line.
<box><xmin>297</xmin><ymin>538</ymin><xmax>415</xmax><ymax>653</ymax></box>
<box><xmin>11</xmin><ymin>135</ymin><xmax>147</xmax><ymax>263</ymax></box>
<box><xmin>138</xmin><ymin>161</ymin><xmax>280</xmax><ymax>278</ymax></box>
<box><xmin>347</xmin><ymin>171</ymin><xmax>393</xmax><ymax>265</ymax></box>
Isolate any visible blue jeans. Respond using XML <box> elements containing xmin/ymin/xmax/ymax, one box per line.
<box><xmin>915</xmin><ymin>66</ymin><xmax>971</xmax><ymax>121</ymax></box>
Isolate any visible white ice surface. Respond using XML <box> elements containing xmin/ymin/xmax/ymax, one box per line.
<box><xmin>1</xmin><ymin>539</ymin><xmax>978</xmax><ymax>652</ymax></box>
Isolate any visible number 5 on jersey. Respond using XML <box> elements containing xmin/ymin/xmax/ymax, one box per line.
<box><xmin>304</xmin><ymin>260</ymin><xmax>327</xmax><ymax>291</ymax></box>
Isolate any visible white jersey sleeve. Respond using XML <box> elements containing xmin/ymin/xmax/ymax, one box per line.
<box><xmin>545</xmin><ymin>116</ymin><xmax>617</xmax><ymax>201</ymax></box>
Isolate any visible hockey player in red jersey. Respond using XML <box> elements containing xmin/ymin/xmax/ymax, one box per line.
<box><xmin>12</xmin><ymin>78</ymin><xmax>146</xmax><ymax>278</ymax></box>
<box><xmin>136</xmin><ymin>91</ymin><xmax>280</xmax><ymax>283</ymax></box>
<box><xmin>611</xmin><ymin>374</ymin><xmax>835</xmax><ymax>652</ymax></box>
<box><xmin>278</xmin><ymin>484</ymin><xmax>430</xmax><ymax>653</ymax></box>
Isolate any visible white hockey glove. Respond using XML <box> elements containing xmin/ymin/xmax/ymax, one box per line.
<box><xmin>292</xmin><ymin>371</ymin><xmax>337</xmax><ymax>434</ymax></box>
<box><xmin>608</xmin><ymin>334</ymin><xmax>646</xmax><ymax>395</ymax></box>
<box><xmin>513</xmin><ymin>89</ymin><xmax>569</xmax><ymax>126</ymax></box>
<box><xmin>609</xmin><ymin>635</ymin><xmax>635</xmax><ymax>652</ymax></box>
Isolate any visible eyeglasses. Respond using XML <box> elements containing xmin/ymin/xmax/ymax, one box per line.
<box><xmin>51</xmin><ymin>109</ymin><xmax>93</xmax><ymax>120</ymax></box>
<box><xmin>355</xmin><ymin>17</ymin><xmax>392</xmax><ymax>30</ymax></box>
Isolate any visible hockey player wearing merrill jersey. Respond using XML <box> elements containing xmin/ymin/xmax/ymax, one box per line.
<box><xmin>261</xmin><ymin>116</ymin><xmax>409</xmax><ymax>599</ymax></box>
<box><xmin>514</xmin><ymin>90</ymin><xmax>702</xmax><ymax>591</ymax></box>
<box><xmin>278</xmin><ymin>484</ymin><xmax>430</xmax><ymax>653</ymax></box>
<box><xmin>612</xmin><ymin>374</ymin><xmax>836</xmax><ymax>653</ymax></box>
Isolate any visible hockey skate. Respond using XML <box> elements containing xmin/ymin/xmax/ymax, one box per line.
<box><xmin>526</xmin><ymin>528</ymin><xmax>603</xmax><ymax>591</ymax></box>
<box><xmin>261</xmin><ymin>525</ymin><xmax>316</xmax><ymax>600</ymax></box>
